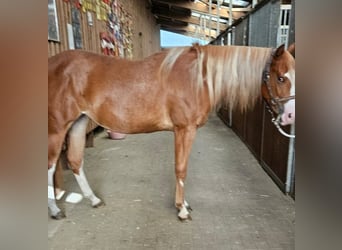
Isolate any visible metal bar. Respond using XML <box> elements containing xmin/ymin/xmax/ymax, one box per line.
<box><xmin>285</xmin><ymin>124</ymin><xmax>295</xmax><ymax>193</ymax></box>
<box><xmin>231</xmin><ymin>26</ymin><xmax>235</xmax><ymax>44</ymax></box>
<box><xmin>209</xmin><ymin>0</ymin><xmax>212</xmax><ymax>38</ymax></box>
<box><xmin>216</xmin><ymin>0</ymin><xmax>220</xmax><ymax>36</ymax></box>
<box><xmin>227</xmin><ymin>0</ymin><xmax>232</xmax><ymax>45</ymax></box>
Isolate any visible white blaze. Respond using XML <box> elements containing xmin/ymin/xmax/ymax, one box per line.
<box><xmin>281</xmin><ymin>70</ymin><xmax>295</xmax><ymax>125</ymax></box>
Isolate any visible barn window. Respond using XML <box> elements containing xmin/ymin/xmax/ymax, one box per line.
<box><xmin>48</xmin><ymin>0</ymin><xmax>60</xmax><ymax>42</ymax></box>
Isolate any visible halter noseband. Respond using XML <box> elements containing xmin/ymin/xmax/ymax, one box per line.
<box><xmin>262</xmin><ymin>49</ymin><xmax>295</xmax><ymax>138</ymax></box>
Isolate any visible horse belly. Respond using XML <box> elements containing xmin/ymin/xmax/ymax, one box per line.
<box><xmin>86</xmin><ymin>107</ymin><xmax>174</xmax><ymax>134</ymax></box>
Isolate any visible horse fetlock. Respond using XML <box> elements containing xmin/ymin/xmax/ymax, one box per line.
<box><xmin>48</xmin><ymin>198</ymin><xmax>65</xmax><ymax>219</ymax></box>
<box><xmin>176</xmin><ymin>173</ymin><xmax>186</xmax><ymax>180</ymax></box>
<box><xmin>51</xmin><ymin>211</ymin><xmax>66</xmax><ymax>220</ymax></box>
<box><xmin>175</xmin><ymin>202</ymin><xmax>183</xmax><ymax>210</ymax></box>
<box><xmin>89</xmin><ymin>196</ymin><xmax>103</xmax><ymax>207</ymax></box>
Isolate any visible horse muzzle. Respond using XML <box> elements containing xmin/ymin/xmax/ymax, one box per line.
<box><xmin>280</xmin><ymin>99</ymin><xmax>295</xmax><ymax>126</ymax></box>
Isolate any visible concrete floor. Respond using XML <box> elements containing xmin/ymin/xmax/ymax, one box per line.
<box><xmin>48</xmin><ymin>114</ymin><xmax>295</xmax><ymax>250</ymax></box>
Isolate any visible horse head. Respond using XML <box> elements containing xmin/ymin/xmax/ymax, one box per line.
<box><xmin>262</xmin><ymin>44</ymin><xmax>295</xmax><ymax>126</ymax></box>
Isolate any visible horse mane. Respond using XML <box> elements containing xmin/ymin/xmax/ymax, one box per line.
<box><xmin>159</xmin><ymin>44</ymin><xmax>273</xmax><ymax>111</ymax></box>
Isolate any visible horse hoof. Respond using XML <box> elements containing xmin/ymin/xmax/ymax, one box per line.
<box><xmin>177</xmin><ymin>205</ymin><xmax>192</xmax><ymax>221</ymax></box>
<box><xmin>178</xmin><ymin>214</ymin><xmax>192</xmax><ymax>222</ymax></box>
<box><xmin>51</xmin><ymin>211</ymin><xmax>66</xmax><ymax>220</ymax></box>
<box><xmin>92</xmin><ymin>200</ymin><xmax>105</xmax><ymax>208</ymax></box>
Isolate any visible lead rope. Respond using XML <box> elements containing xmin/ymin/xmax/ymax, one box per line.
<box><xmin>272</xmin><ymin>116</ymin><xmax>295</xmax><ymax>138</ymax></box>
<box><xmin>265</xmin><ymin>103</ymin><xmax>295</xmax><ymax>138</ymax></box>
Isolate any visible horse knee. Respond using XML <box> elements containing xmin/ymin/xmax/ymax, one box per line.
<box><xmin>175</xmin><ymin>170</ymin><xmax>187</xmax><ymax>180</ymax></box>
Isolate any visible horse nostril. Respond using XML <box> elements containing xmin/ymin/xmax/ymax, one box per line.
<box><xmin>288</xmin><ymin>113</ymin><xmax>292</xmax><ymax>118</ymax></box>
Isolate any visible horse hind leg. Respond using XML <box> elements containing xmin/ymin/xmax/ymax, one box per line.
<box><xmin>67</xmin><ymin>115</ymin><xmax>104</xmax><ymax>208</ymax></box>
<box><xmin>54</xmin><ymin>151</ymin><xmax>67</xmax><ymax>200</ymax></box>
<box><xmin>48</xmin><ymin>164</ymin><xmax>66</xmax><ymax>219</ymax></box>
<box><xmin>48</xmin><ymin>132</ymin><xmax>68</xmax><ymax>219</ymax></box>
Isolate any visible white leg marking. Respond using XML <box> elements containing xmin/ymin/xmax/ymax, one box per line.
<box><xmin>178</xmin><ymin>204</ymin><xmax>190</xmax><ymax>220</ymax></box>
<box><xmin>48</xmin><ymin>163</ymin><xmax>56</xmax><ymax>192</ymax></box>
<box><xmin>48</xmin><ymin>164</ymin><xmax>62</xmax><ymax>216</ymax></box>
<box><xmin>55</xmin><ymin>188</ymin><xmax>66</xmax><ymax>200</ymax></box>
<box><xmin>65</xmin><ymin>192</ymin><xmax>83</xmax><ymax>203</ymax></box>
<box><xmin>73</xmin><ymin>162</ymin><xmax>102</xmax><ymax>206</ymax></box>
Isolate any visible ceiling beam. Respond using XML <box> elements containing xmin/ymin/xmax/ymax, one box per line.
<box><xmin>161</xmin><ymin>27</ymin><xmax>210</xmax><ymax>41</ymax></box>
<box><xmin>197</xmin><ymin>0</ymin><xmax>251</xmax><ymax>16</ymax></box>
<box><xmin>155</xmin><ymin>14</ymin><xmax>228</xmax><ymax>32</ymax></box>
<box><xmin>152</xmin><ymin>0</ymin><xmax>233</xmax><ymax>19</ymax></box>
<box><xmin>229</xmin><ymin>7</ymin><xmax>252</xmax><ymax>12</ymax></box>
<box><xmin>160</xmin><ymin>24</ymin><xmax>216</xmax><ymax>39</ymax></box>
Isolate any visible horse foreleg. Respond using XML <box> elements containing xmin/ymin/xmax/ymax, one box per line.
<box><xmin>174</xmin><ymin>126</ymin><xmax>196</xmax><ymax>220</ymax></box>
<box><xmin>67</xmin><ymin>115</ymin><xmax>104</xmax><ymax>208</ymax></box>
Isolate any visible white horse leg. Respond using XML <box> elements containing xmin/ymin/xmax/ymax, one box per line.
<box><xmin>48</xmin><ymin>163</ymin><xmax>65</xmax><ymax>219</ymax></box>
<box><xmin>73</xmin><ymin>161</ymin><xmax>103</xmax><ymax>207</ymax></box>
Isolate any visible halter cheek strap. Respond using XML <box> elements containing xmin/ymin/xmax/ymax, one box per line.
<box><xmin>263</xmin><ymin>49</ymin><xmax>295</xmax><ymax>139</ymax></box>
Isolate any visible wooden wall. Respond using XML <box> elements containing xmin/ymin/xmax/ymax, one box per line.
<box><xmin>48</xmin><ymin>0</ymin><xmax>105</xmax><ymax>57</ymax></box>
<box><xmin>217</xmin><ymin>101</ymin><xmax>293</xmax><ymax>194</ymax></box>
<box><xmin>121</xmin><ymin>0</ymin><xmax>161</xmax><ymax>59</ymax></box>
<box><xmin>48</xmin><ymin>0</ymin><xmax>160</xmax><ymax>59</ymax></box>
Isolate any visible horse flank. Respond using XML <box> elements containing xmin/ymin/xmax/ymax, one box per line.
<box><xmin>159</xmin><ymin>44</ymin><xmax>273</xmax><ymax>111</ymax></box>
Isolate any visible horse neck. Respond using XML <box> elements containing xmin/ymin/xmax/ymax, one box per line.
<box><xmin>201</xmin><ymin>45</ymin><xmax>272</xmax><ymax>111</ymax></box>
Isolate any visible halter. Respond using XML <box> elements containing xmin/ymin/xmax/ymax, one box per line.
<box><xmin>262</xmin><ymin>49</ymin><xmax>295</xmax><ymax>138</ymax></box>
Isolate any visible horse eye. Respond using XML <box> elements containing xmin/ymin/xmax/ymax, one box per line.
<box><xmin>278</xmin><ymin>76</ymin><xmax>285</xmax><ymax>83</ymax></box>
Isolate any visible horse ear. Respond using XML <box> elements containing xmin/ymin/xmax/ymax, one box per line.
<box><xmin>274</xmin><ymin>44</ymin><xmax>285</xmax><ymax>58</ymax></box>
<box><xmin>287</xmin><ymin>43</ymin><xmax>295</xmax><ymax>58</ymax></box>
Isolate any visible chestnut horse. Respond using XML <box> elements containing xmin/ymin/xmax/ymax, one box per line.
<box><xmin>48</xmin><ymin>44</ymin><xmax>295</xmax><ymax>220</ymax></box>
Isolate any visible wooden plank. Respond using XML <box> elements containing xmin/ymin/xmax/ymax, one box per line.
<box><xmin>59</xmin><ymin>0</ymin><xmax>67</xmax><ymax>51</ymax></box>
<box><xmin>61</xmin><ymin>0</ymin><xmax>66</xmax><ymax>52</ymax></box>
<box><xmin>201</xmin><ymin>0</ymin><xmax>252</xmax><ymax>11</ymax></box>
<box><xmin>48</xmin><ymin>43</ymin><xmax>51</xmax><ymax>57</ymax></box>
<box><xmin>48</xmin><ymin>41</ymin><xmax>55</xmax><ymax>57</ymax></box>
<box><xmin>91</xmin><ymin>14</ymin><xmax>96</xmax><ymax>52</ymax></box>
<box><xmin>261</xmin><ymin>107</ymin><xmax>290</xmax><ymax>186</ymax></box>
<box><xmin>161</xmin><ymin>23</ymin><xmax>216</xmax><ymax>39</ymax></box>
<box><xmin>231</xmin><ymin>108</ymin><xmax>246</xmax><ymax>141</ymax></box>
<box><xmin>152</xmin><ymin>0</ymin><xmax>232</xmax><ymax>19</ymax></box>
<box><xmin>81</xmin><ymin>11</ymin><xmax>86</xmax><ymax>50</ymax></box>
<box><xmin>244</xmin><ymin>99</ymin><xmax>263</xmax><ymax>159</ymax></box>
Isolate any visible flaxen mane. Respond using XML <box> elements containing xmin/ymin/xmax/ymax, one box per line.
<box><xmin>160</xmin><ymin>44</ymin><xmax>273</xmax><ymax>111</ymax></box>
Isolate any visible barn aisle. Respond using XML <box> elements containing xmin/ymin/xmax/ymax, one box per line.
<box><xmin>48</xmin><ymin>114</ymin><xmax>294</xmax><ymax>250</ymax></box>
